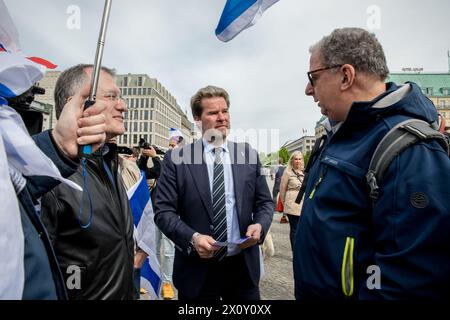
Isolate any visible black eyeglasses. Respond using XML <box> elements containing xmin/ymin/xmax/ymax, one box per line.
<box><xmin>307</xmin><ymin>64</ymin><xmax>343</xmax><ymax>87</ymax></box>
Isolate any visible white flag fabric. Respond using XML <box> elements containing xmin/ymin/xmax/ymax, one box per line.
<box><xmin>127</xmin><ymin>174</ymin><xmax>162</xmax><ymax>300</ymax></box>
<box><xmin>0</xmin><ymin>0</ymin><xmax>56</xmax><ymax>98</ymax></box>
<box><xmin>169</xmin><ymin>128</ymin><xmax>183</xmax><ymax>139</ymax></box>
<box><xmin>215</xmin><ymin>0</ymin><xmax>279</xmax><ymax>42</ymax></box>
<box><xmin>0</xmin><ymin>105</ymin><xmax>82</xmax><ymax>191</ymax></box>
<box><xmin>0</xmin><ymin>133</ymin><xmax>24</xmax><ymax>299</ymax></box>
<box><xmin>0</xmin><ymin>0</ymin><xmax>76</xmax><ymax>299</ymax></box>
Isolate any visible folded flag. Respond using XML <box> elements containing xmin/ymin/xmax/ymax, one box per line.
<box><xmin>169</xmin><ymin>127</ymin><xmax>183</xmax><ymax>139</ymax></box>
<box><xmin>215</xmin><ymin>0</ymin><xmax>279</xmax><ymax>42</ymax></box>
<box><xmin>128</xmin><ymin>173</ymin><xmax>162</xmax><ymax>300</ymax></box>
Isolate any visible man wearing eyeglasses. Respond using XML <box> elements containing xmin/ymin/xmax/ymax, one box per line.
<box><xmin>294</xmin><ymin>28</ymin><xmax>450</xmax><ymax>299</ymax></box>
<box><xmin>40</xmin><ymin>64</ymin><xmax>137</xmax><ymax>299</ymax></box>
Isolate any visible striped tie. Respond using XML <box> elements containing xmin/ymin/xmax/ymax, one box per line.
<box><xmin>212</xmin><ymin>147</ymin><xmax>227</xmax><ymax>260</ymax></box>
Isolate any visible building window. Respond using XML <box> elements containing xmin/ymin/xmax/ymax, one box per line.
<box><xmin>133</xmin><ymin>88</ymin><xmax>137</xmax><ymax>95</ymax></box>
<box><xmin>144</xmin><ymin>110</ymin><xmax>149</xmax><ymax>120</ymax></box>
<box><xmin>143</xmin><ymin>122</ymin><xmax>148</xmax><ymax>132</ymax></box>
<box><xmin>124</xmin><ymin>111</ymin><xmax>128</xmax><ymax>120</ymax></box>
<box><xmin>138</xmin><ymin>77</ymin><xmax>143</xmax><ymax>86</ymax></box>
<box><xmin>133</xmin><ymin>122</ymin><xmax>138</xmax><ymax>132</ymax></box>
<box><xmin>151</xmin><ymin>98</ymin><xmax>154</xmax><ymax>108</ymax></box>
<box><xmin>145</xmin><ymin>98</ymin><xmax>149</xmax><ymax>108</ymax></box>
<box><xmin>123</xmin><ymin>135</ymin><xmax>128</xmax><ymax>144</ymax></box>
<box><xmin>149</xmin><ymin>123</ymin><xmax>153</xmax><ymax>132</ymax></box>
<box><xmin>133</xmin><ymin>135</ymin><xmax>138</xmax><ymax>145</ymax></box>
<box><xmin>138</xmin><ymin>88</ymin><xmax>142</xmax><ymax>95</ymax></box>
<box><xmin>128</xmin><ymin>88</ymin><xmax>132</xmax><ymax>95</ymax></box>
<box><xmin>426</xmin><ymin>87</ymin><xmax>434</xmax><ymax>95</ymax></box>
<box><xmin>130</xmin><ymin>99</ymin><xmax>134</xmax><ymax>108</ymax></box>
<box><xmin>123</xmin><ymin>77</ymin><xmax>128</xmax><ymax>87</ymax></box>
<box><xmin>136</xmin><ymin>99</ymin><xmax>140</xmax><ymax>108</ymax></box>
<box><xmin>440</xmin><ymin>100</ymin><xmax>446</xmax><ymax>108</ymax></box>
<box><xmin>134</xmin><ymin>110</ymin><xmax>138</xmax><ymax>120</ymax></box>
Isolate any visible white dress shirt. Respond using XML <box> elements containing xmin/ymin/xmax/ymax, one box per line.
<box><xmin>203</xmin><ymin>138</ymin><xmax>241</xmax><ymax>256</ymax></box>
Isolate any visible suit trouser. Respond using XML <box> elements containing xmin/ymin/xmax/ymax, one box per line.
<box><xmin>178</xmin><ymin>252</ymin><xmax>260</xmax><ymax>300</ymax></box>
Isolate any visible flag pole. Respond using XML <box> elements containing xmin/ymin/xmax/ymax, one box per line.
<box><xmin>80</xmin><ymin>0</ymin><xmax>112</xmax><ymax>156</ymax></box>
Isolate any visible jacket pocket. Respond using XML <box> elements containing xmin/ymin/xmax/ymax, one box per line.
<box><xmin>341</xmin><ymin>236</ymin><xmax>355</xmax><ymax>297</ymax></box>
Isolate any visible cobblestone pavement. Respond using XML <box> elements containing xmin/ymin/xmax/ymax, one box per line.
<box><xmin>260</xmin><ymin>176</ymin><xmax>295</xmax><ymax>300</ymax></box>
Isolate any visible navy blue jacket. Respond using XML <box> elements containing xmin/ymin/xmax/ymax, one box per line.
<box><xmin>294</xmin><ymin>82</ymin><xmax>450</xmax><ymax>300</ymax></box>
<box><xmin>20</xmin><ymin>130</ymin><xmax>77</xmax><ymax>299</ymax></box>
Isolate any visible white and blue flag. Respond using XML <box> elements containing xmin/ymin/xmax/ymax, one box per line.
<box><xmin>127</xmin><ymin>173</ymin><xmax>162</xmax><ymax>300</ymax></box>
<box><xmin>215</xmin><ymin>0</ymin><xmax>279</xmax><ymax>42</ymax></box>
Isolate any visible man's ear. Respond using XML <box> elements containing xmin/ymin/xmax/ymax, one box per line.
<box><xmin>340</xmin><ymin>64</ymin><xmax>355</xmax><ymax>90</ymax></box>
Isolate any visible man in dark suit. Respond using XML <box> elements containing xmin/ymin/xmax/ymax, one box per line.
<box><xmin>272</xmin><ymin>159</ymin><xmax>286</xmax><ymax>203</ymax></box>
<box><xmin>154</xmin><ymin>85</ymin><xmax>274</xmax><ymax>300</ymax></box>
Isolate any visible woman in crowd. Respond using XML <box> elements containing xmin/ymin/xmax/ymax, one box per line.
<box><xmin>279</xmin><ymin>151</ymin><xmax>304</xmax><ymax>252</ymax></box>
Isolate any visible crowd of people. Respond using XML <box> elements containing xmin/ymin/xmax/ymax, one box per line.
<box><xmin>1</xmin><ymin>1</ymin><xmax>450</xmax><ymax>300</ymax></box>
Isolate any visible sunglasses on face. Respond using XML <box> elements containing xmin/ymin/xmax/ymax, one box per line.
<box><xmin>307</xmin><ymin>64</ymin><xmax>343</xmax><ymax>87</ymax></box>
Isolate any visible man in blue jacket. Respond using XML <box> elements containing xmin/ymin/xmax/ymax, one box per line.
<box><xmin>294</xmin><ymin>27</ymin><xmax>450</xmax><ymax>299</ymax></box>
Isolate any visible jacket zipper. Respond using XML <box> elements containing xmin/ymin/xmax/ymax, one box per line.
<box><xmin>341</xmin><ymin>236</ymin><xmax>355</xmax><ymax>297</ymax></box>
<box><xmin>308</xmin><ymin>166</ymin><xmax>327</xmax><ymax>199</ymax></box>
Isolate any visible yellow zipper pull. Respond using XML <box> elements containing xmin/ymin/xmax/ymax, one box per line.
<box><xmin>309</xmin><ymin>176</ymin><xmax>323</xmax><ymax>199</ymax></box>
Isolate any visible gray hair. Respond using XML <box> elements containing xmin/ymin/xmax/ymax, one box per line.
<box><xmin>190</xmin><ymin>85</ymin><xmax>230</xmax><ymax>118</ymax></box>
<box><xmin>310</xmin><ymin>27</ymin><xmax>389</xmax><ymax>80</ymax></box>
<box><xmin>54</xmin><ymin>64</ymin><xmax>115</xmax><ymax>119</ymax></box>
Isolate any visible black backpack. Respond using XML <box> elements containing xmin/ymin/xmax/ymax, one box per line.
<box><xmin>295</xmin><ymin>119</ymin><xmax>449</xmax><ymax>205</ymax></box>
<box><xmin>365</xmin><ymin>119</ymin><xmax>449</xmax><ymax>203</ymax></box>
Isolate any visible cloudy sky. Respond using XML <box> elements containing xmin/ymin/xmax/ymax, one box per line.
<box><xmin>5</xmin><ymin>0</ymin><xmax>450</xmax><ymax>152</ymax></box>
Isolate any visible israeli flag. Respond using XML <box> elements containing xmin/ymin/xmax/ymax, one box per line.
<box><xmin>127</xmin><ymin>174</ymin><xmax>162</xmax><ymax>300</ymax></box>
<box><xmin>215</xmin><ymin>0</ymin><xmax>279</xmax><ymax>42</ymax></box>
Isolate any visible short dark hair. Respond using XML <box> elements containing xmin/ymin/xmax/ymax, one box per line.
<box><xmin>190</xmin><ymin>85</ymin><xmax>230</xmax><ymax>119</ymax></box>
<box><xmin>54</xmin><ymin>64</ymin><xmax>115</xmax><ymax>119</ymax></box>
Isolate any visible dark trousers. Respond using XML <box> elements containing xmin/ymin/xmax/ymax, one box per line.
<box><xmin>287</xmin><ymin>214</ymin><xmax>299</xmax><ymax>252</ymax></box>
<box><xmin>133</xmin><ymin>268</ymin><xmax>141</xmax><ymax>298</ymax></box>
<box><xmin>272</xmin><ymin>189</ymin><xmax>279</xmax><ymax>204</ymax></box>
<box><xmin>178</xmin><ymin>253</ymin><xmax>260</xmax><ymax>300</ymax></box>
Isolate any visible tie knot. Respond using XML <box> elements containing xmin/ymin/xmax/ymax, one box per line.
<box><xmin>213</xmin><ymin>147</ymin><xmax>222</xmax><ymax>164</ymax></box>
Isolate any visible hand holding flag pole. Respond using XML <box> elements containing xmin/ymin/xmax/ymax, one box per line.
<box><xmin>79</xmin><ymin>0</ymin><xmax>112</xmax><ymax>157</ymax></box>
<box><xmin>77</xmin><ymin>0</ymin><xmax>112</xmax><ymax>229</ymax></box>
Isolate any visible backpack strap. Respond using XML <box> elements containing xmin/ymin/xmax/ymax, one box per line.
<box><xmin>366</xmin><ymin>119</ymin><xmax>449</xmax><ymax>203</ymax></box>
<box><xmin>295</xmin><ymin>134</ymin><xmax>327</xmax><ymax>204</ymax></box>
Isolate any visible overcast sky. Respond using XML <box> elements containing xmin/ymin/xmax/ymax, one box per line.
<box><xmin>5</xmin><ymin>0</ymin><xmax>450</xmax><ymax>152</ymax></box>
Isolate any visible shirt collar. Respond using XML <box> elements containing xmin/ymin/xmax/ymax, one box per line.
<box><xmin>202</xmin><ymin>137</ymin><xmax>229</xmax><ymax>154</ymax></box>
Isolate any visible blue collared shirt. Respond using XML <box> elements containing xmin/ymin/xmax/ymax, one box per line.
<box><xmin>202</xmin><ymin>138</ymin><xmax>241</xmax><ymax>256</ymax></box>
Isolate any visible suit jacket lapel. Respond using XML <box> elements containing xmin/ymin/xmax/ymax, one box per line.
<box><xmin>187</xmin><ymin>140</ymin><xmax>213</xmax><ymax>221</ymax></box>
<box><xmin>229</xmin><ymin>141</ymin><xmax>244</xmax><ymax>220</ymax></box>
